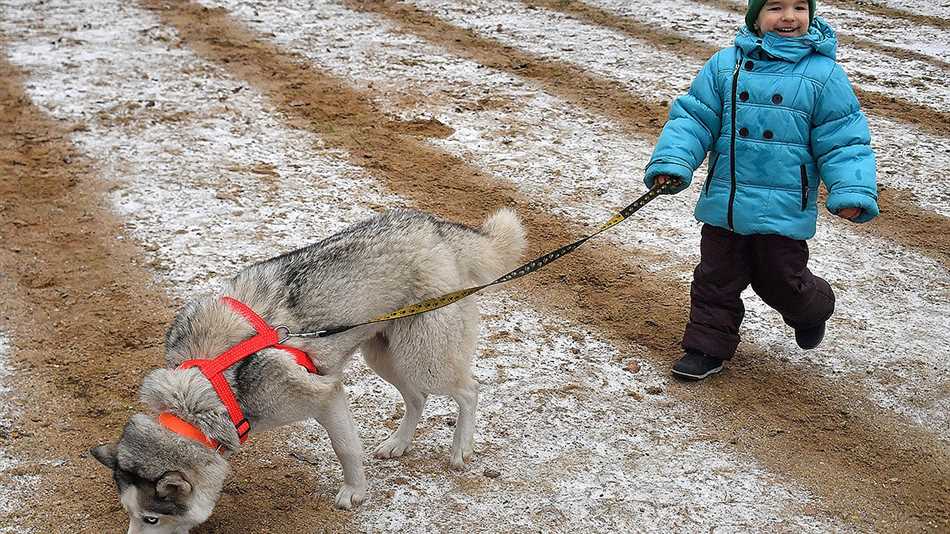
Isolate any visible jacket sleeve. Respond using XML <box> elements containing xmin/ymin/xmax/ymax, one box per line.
<box><xmin>811</xmin><ymin>65</ymin><xmax>879</xmax><ymax>223</ymax></box>
<box><xmin>644</xmin><ymin>53</ymin><xmax>723</xmax><ymax>194</ymax></box>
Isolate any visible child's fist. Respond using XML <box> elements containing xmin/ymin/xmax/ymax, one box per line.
<box><xmin>837</xmin><ymin>207</ymin><xmax>862</xmax><ymax>220</ymax></box>
<box><xmin>650</xmin><ymin>174</ymin><xmax>681</xmax><ymax>193</ymax></box>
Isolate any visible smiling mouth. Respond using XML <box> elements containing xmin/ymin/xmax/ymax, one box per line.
<box><xmin>776</xmin><ymin>27</ymin><xmax>800</xmax><ymax>33</ymax></box>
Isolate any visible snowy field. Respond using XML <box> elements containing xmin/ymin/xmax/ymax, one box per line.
<box><xmin>0</xmin><ymin>0</ymin><xmax>947</xmax><ymax>532</ymax></box>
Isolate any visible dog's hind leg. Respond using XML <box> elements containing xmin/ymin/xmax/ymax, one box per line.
<box><xmin>362</xmin><ymin>333</ymin><xmax>428</xmax><ymax>459</ymax></box>
<box><xmin>375</xmin><ymin>386</ymin><xmax>427</xmax><ymax>459</ymax></box>
<box><xmin>446</xmin><ymin>300</ymin><xmax>481</xmax><ymax>470</ymax></box>
<box><xmin>449</xmin><ymin>377</ymin><xmax>478</xmax><ymax>470</ymax></box>
<box><xmin>364</xmin><ymin>299</ymin><xmax>481</xmax><ymax>469</ymax></box>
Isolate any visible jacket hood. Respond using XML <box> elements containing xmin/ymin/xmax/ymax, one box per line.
<box><xmin>735</xmin><ymin>16</ymin><xmax>837</xmax><ymax>62</ymax></box>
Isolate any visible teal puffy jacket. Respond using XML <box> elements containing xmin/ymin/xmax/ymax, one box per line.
<box><xmin>645</xmin><ymin>18</ymin><xmax>879</xmax><ymax>240</ymax></box>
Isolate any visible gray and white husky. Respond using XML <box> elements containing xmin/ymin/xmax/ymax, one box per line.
<box><xmin>91</xmin><ymin>208</ymin><xmax>526</xmax><ymax>534</ymax></box>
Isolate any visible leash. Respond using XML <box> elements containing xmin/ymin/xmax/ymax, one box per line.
<box><xmin>277</xmin><ymin>180</ymin><xmax>677</xmax><ymax>341</ymax></box>
<box><xmin>159</xmin><ymin>181</ymin><xmax>674</xmax><ymax>449</ymax></box>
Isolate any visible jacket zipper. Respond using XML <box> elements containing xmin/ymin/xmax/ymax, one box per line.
<box><xmin>728</xmin><ymin>53</ymin><xmax>742</xmax><ymax>230</ymax></box>
<box><xmin>800</xmin><ymin>165</ymin><xmax>808</xmax><ymax>211</ymax></box>
<box><xmin>704</xmin><ymin>152</ymin><xmax>718</xmax><ymax>195</ymax></box>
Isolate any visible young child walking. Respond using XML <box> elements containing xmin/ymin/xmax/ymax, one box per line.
<box><xmin>645</xmin><ymin>0</ymin><xmax>879</xmax><ymax>380</ymax></box>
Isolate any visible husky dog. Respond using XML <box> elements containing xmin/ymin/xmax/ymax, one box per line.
<box><xmin>90</xmin><ymin>208</ymin><xmax>526</xmax><ymax>533</ymax></box>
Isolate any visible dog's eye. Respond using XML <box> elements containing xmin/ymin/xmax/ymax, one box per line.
<box><xmin>142</xmin><ymin>516</ymin><xmax>159</xmax><ymax>525</ymax></box>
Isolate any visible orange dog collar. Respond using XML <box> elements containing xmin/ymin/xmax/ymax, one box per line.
<box><xmin>158</xmin><ymin>412</ymin><xmax>220</xmax><ymax>450</ymax></box>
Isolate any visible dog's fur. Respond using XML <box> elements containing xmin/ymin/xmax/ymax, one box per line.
<box><xmin>91</xmin><ymin>208</ymin><xmax>526</xmax><ymax>533</ymax></box>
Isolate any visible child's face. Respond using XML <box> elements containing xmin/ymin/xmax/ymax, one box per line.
<box><xmin>756</xmin><ymin>0</ymin><xmax>810</xmax><ymax>37</ymax></box>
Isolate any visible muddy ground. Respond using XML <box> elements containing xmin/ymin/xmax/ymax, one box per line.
<box><xmin>0</xmin><ymin>0</ymin><xmax>948</xmax><ymax>532</ymax></box>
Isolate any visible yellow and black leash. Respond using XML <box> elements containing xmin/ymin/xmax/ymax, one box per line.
<box><xmin>279</xmin><ymin>179</ymin><xmax>676</xmax><ymax>341</ymax></box>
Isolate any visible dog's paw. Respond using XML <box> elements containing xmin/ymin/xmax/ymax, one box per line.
<box><xmin>449</xmin><ymin>445</ymin><xmax>473</xmax><ymax>471</ymax></box>
<box><xmin>373</xmin><ymin>434</ymin><xmax>411</xmax><ymax>459</ymax></box>
<box><xmin>335</xmin><ymin>484</ymin><xmax>367</xmax><ymax>510</ymax></box>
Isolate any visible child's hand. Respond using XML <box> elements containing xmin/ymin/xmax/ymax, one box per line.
<box><xmin>837</xmin><ymin>207</ymin><xmax>862</xmax><ymax>220</ymax></box>
<box><xmin>650</xmin><ymin>174</ymin><xmax>682</xmax><ymax>193</ymax></box>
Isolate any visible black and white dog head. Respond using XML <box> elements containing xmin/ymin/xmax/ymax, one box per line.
<box><xmin>91</xmin><ymin>414</ymin><xmax>229</xmax><ymax>534</ymax></box>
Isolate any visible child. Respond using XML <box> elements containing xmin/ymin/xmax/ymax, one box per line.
<box><xmin>645</xmin><ymin>0</ymin><xmax>879</xmax><ymax>380</ymax></box>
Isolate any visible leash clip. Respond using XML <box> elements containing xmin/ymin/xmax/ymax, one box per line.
<box><xmin>274</xmin><ymin>325</ymin><xmax>291</xmax><ymax>343</ymax></box>
<box><xmin>274</xmin><ymin>325</ymin><xmax>330</xmax><ymax>341</ymax></box>
<box><xmin>296</xmin><ymin>329</ymin><xmax>329</xmax><ymax>339</ymax></box>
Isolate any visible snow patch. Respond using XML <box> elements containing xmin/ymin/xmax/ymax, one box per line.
<box><xmin>0</xmin><ymin>0</ymin><xmax>944</xmax><ymax>531</ymax></box>
<box><xmin>0</xmin><ymin>334</ymin><xmax>35</xmax><ymax>534</ymax></box>
<box><xmin>1</xmin><ymin>0</ymin><xmax>403</xmax><ymax>295</ymax></box>
<box><xmin>292</xmin><ymin>297</ymin><xmax>848</xmax><ymax>532</ymax></box>
<box><xmin>877</xmin><ymin>0</ymin><xmax>950</xmax><ymax>19</ymax></box>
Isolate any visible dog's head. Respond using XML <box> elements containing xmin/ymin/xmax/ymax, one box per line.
<box><xmin>91</xmin><ymin>414</ymin><xmax>230</xmax><ymax>534</ymax></box>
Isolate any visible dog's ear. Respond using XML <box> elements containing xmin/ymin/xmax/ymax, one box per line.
<box><xmin>157</xmin><ymin>471</ymin><xmax>193</xmax><ymax>499</ymax></box>
<box><xmin>90</xmin><ymin>444</ymin><xmax>118</xmax><ymax>470</ymax></box>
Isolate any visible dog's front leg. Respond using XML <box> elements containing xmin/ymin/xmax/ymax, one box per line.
<box><xmin>314</xmin><ymin>380</ymin><xmax>367</xmax><ymax>509</ymax></box>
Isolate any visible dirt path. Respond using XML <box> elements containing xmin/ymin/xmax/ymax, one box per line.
<box><xmin>0</xmin><ymin>0</ymin><xmax>947</xmax><ymax>531</ymax></box>
<box><xmin>0</xmin><ymin>50</ymin><xmax>169</xmax><ymax>529</ymax></box>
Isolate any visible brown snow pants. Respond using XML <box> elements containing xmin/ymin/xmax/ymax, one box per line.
<box><xmin>682</xmin><ymin>224</ymin><xmax>835</xmax><ymax>360</ymax></box>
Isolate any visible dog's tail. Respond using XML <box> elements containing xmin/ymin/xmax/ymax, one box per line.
<box><xmin>468</xmin><ymin>208</ymin><xmax>527</xmax><ymax>285</ymax></box>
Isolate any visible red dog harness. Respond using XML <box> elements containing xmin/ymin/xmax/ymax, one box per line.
<box><xmin>160</xmin><ymin>296</ymin><xmax>318</xmax><ymax>449</ymax></box>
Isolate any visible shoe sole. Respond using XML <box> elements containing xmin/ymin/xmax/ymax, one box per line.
<box><xmin>796</xmin><ymin>325</ymin><xmax>826</xmax><ymax>350</ymax></box>
<box><xmin>671</xmin><ymin>364</ymin><xmax>723</xmax><ymax>380</ymax></box>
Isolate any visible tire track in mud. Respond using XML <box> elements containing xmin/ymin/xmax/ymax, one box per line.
<box><xmin>0</xmin><ymin>51</ymin><xmax>350</xmax><ymax>533</ymax></box>
<box><xmin>143</xmin><ymin>2</ymin><xmax>949</xmax><ymax>530</ymax></box>
<box><xmin>834</xmin><ymin>35</ymin><xmax>950</xmax><ymax>73</ymax></box>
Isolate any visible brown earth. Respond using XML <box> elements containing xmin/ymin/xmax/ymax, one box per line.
<box><xmin>0</xmin><ymin>0</ymin><xmax>948</xmax><ymax>532</ymax></box>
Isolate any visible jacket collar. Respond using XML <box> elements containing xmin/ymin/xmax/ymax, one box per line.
<box><xmin>735</xmin><ymin>17</ymin><xmax>837</xmax><ymax>63</ymax></box>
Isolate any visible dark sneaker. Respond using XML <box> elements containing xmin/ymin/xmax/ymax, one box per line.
<box><xmin>672</xmin><ymin>351</ymin><xmax>724</xmax><ymax>380</ymax></box>
<box><xmin>795</xmin><ymin>322</ymin><xmax>826</xmax><ymax>350</ymax></box>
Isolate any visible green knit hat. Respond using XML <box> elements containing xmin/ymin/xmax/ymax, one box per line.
<box><xmin>746</xmin><ymin>0</ymin><xmax>816</xmax><ymax>32</ymax></box>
